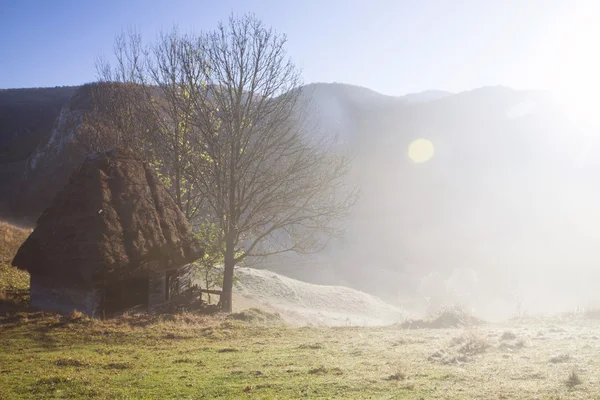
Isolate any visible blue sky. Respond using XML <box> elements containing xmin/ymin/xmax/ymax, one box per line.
<box><xmin>1</xmin><ymin>0</ymin><xmax>598</xmax><ymax>94</ymax></box>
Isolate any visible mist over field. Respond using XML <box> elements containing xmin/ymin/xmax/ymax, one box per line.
<box><xmin>264</xmin><ymin>84</ymin><xmax>600</xmax><ymax>321</ymax></box>
<box><xmin>4</xmin><ymin>85</ymin><xmax>600</xmax><ymax>322</ymax></box>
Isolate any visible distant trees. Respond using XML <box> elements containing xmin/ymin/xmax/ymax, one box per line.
<box><xmin>90</xmin><ymin>14</ymin><xmax>357</xmax><ymax>311</ymax></box>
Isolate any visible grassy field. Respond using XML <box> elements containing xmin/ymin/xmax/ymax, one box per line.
<box><xmin>2</xmin><ymin>222</ymin><xmax>600</xmax><ymax>399</ymax></box>
<box><xmin>1</xmin><ymin>310</ymin><xmax>600</xmax><ymax>399</ymax></box>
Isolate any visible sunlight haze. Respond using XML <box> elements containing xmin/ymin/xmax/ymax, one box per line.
<box><xmin>4</xmin><ymin>3</ymin><xmax>600</xmax><ymax>398</ymax></box>
<box><xmin>1</xmin><ymin>0</ymin><xmax>599</xmax><ymax>95</ymax></box>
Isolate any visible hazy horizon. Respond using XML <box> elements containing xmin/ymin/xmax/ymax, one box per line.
<box><xmin>0</xmin><ymin>80</ymin><xmax>531</xmax><ymax>97</ymax></box>
<box><xmin>3</xmin><ymin>0</ymin><xmax>600</xmax><ymax>97</ymax></box>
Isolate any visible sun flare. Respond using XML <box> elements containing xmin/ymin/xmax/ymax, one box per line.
<box><xmin>408</xmin><ymin>138</ymin><xmax>435</xmax><ymax>163</ymax></box>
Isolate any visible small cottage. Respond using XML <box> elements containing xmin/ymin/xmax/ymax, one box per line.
<box><xmin>12</xmin><ymin>149</ymin><xmax>203</xmax><ymax>316</ymax></box>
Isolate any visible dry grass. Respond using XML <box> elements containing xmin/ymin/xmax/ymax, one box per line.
<box><xmin>0</xmin><ymin>221</ymin><xmax>30</xmax><ymax>256</ymax></box>
<box><xmin>1</xmin><ymin>221</ymin><xmax>599</xmax><ymax>398</ymax></box>
<box><xmin>501</xmin><ymin>331</ymin><xmax>517</xmax><ymax>340</ymax></box>
<box><xmin>228</xmin><ymin>308</ymin><xmax>282</xmax><ymax>323</ymax></box>
<box><xmin>0</xmin><ymin>221</ymin><xmax>30</xmax><ymax>292</ymax></box>
<box><xmin>385</xmin><ymin>366</ymin><xmax>408</xmax><ymax>381</ymax></box>
<box><xmin>550</xmin><ymin>353</ymin><xmax>572</xmax><ymax>364</ymax></box>
<box><xmin>55</xmin><ymin>357</ymin><xmax>90</xmax><ymax>367</ymax></box>
<box><xmin>2</xmin><ymin>310</ymin><xmax>600</xmax><ymax>398</ymax></box>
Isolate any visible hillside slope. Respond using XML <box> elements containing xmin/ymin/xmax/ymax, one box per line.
<box><xmin>0</xmin><ymin>221</ymin><xmax>30</xmax><ymax>291</ymax></box>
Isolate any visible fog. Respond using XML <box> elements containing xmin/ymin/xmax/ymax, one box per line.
<box><xmin>266</xmin><ymin>85</ymin><xmax>600</xmax><ymax>321</ymax></box>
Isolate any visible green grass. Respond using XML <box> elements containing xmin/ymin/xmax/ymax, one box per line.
<box><xmin>0</xmin><ymin>263</ymin><xmax>29</xmax><ymax>292</ymax></box>
<box><xmin>1</xmin><ymin>312</ymin><xmax>599</xmax><ymax>399</ymax></box>
<box><xmin>1</xmin><ymin>221</ymin><xmax>598</xmax><ymax>398</ymax></box>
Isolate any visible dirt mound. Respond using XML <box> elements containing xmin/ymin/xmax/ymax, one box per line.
<box><xmin>232</xmin><ymin>267</ymin><xmax>405</xmax><ymax>326</ymax></box>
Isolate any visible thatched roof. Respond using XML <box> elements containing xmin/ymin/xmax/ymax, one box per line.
<box><xmin>12</xmin><ymin>149</ymin><xmax>203</xmax><ymax>283</ymax></box>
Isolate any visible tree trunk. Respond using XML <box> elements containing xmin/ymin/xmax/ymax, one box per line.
<box><xmin>174</xmin><ymin>161</ymin><xmax>182</xmax><ymax>210</ymax></box>
<box><xmin>221</xmin><ymin>240</ymin><xmax>235</xmax><ymax>312</ymax></box>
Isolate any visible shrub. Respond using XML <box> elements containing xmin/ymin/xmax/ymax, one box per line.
<box><xmin>67</xmin><ymin>310</ymin><xmax>85</xmax><ymax>321</ymax></box>
<box><xmin>453</xmin><ymin>331</ymin><xmax>490</xmax><ymax>356</ymax></box>
<box><xmin>566</xmin><ymin>369</ymin><xmax>582</xmax><ymax>388</ymax></box>
<box><xmin>430</xmin><ymin>331</ymin><xmax>490</xmax><ymax>364</ymax></box>
<box><xmin>399</xmin><ymin>305</ymin><xmax>483</xmax><ymax>329</ymax></box>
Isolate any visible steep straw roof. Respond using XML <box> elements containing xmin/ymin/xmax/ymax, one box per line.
<box><xmin>12</xmin><ymin>149</ymin><xmax>203</xmax><ymax>283</ymax></box>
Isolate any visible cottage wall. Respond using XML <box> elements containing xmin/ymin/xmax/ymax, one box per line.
<box><xmin>148</xmin><ymin>271</ymin><xmax>166</xmax><ymax>307</ymax></box>
<box><xmin>148</xmin><ymin>266</ymin><xmax>192</xmax><ymax>309</ymax></box>
<box><xmin>30</xmin><ymin>274</ymin><xmax>99</xmax><ymax>316</ymax></box>
<box><xmin>30</xmin><ymin>266</ymin><xmax>194</xmax><ymax>316</ymax></box>
<box><xmin>168</xmin><ymin>265</ymin><xmax>193</xmax><ymax>298</ymax></box>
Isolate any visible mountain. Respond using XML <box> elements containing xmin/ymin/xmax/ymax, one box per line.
<box><xmin>398</xmin><ymin>89</ymin><xmax>453</xmax><ymax>103</ymax></box>
<box><xmin>1</xmin><ymin>83</ymin><xmax>451</xmax><ymax>222</ymax></box>
<box><xmin>298</xmin><ymin>83</ymin><xmax>453</xmax><ymax>142</ymax></box>
<box><xmin>0</xmin><ymin>87</ymin><xmax>78</xmax><ymax>163</ymax></box>
<box><xmin>261</xmin><ymin>84</ymin><xmax>600</xmax><ymax>318</ymax></box>
<box><xmin>0</xmin><ymin>86</ymin><xmax>78</xmax><ymax>220</ymax></box>
<box><xmin>2</xmin><ymin>82</ymin><xmax>599</xmax><ymax>317</ymax></box>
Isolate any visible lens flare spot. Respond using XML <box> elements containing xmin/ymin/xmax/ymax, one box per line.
<box><xmin>408</xmin><ymin>138</ymin><xmax>434</xmax><ymax>163</ymax></box>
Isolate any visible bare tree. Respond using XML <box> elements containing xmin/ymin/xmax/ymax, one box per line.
<box><xmin>78</xmin><ymin>82</ymin><xmax>154</xmax><ymax>155</ymax></box>
<box><xmin>85</xmin><ymin>29</ymin><xmax>154</xmax><ymax>152</ymax></box>
<box><xmin>183</xmin><ymin>15</ymin><xmax>358</xmax><ymax>311</ymax></box>
<box><xmin>92</xmin><ymin>28</ymin><xmax>205</xmax><ymax>222</ymax></box>
<box><xmin>91</xmin><ymin>17</ymin><xmax>357</xmax><ymax>312</ymax></box>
